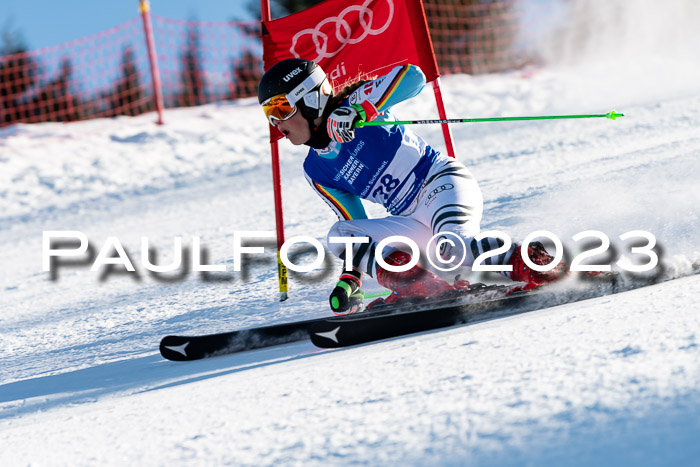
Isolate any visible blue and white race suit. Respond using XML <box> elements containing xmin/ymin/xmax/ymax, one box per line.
<box><xmin>304</xmin><ymin>64</ymin><xmax>514</xmax><ymax>277</ymax></box>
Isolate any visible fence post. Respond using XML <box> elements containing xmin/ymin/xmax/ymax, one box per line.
<box><xmin>139</xmin><ymin>0</ymin><xmax>165</xmax><ymax>124</ymax></box>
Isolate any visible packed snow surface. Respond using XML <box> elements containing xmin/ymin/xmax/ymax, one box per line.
<box><xmin>2</xmin><ymin>3</ymin><xmax>700</xmax><ymax>463</ymax></box>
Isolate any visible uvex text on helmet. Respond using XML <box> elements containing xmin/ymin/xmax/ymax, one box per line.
<box><xmin>258</xmin><ymin>58</ymin><xmax>331</xmax><ymax>121</ymax></box>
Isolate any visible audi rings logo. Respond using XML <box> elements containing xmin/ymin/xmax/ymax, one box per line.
<box><xmin>426</xmin><ymin>183</ymin><xmax>454</xmax><ymax>204</ymax></box>
<box><xmin>290</xmin><ymin>0</ymin><xmax>394</xmax><ymax>62</ymax></box>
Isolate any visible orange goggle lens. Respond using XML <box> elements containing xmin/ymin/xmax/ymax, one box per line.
<box><xmin>262</xmin><ymin>94</ymin><xmax>297</xmax><ymax>125</ymax></box>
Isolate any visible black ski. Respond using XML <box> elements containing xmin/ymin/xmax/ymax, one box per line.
<box><xmin>310</xmin><ymin>268</ymin><xmax>700</xmax><ymax>348</ymax></box>
<box><xmin>308</xmin><ymin>270</ymin><xmax>659</xmax><ymax>348</ymax></box>
<box><xmin>159</xmin><ymin>284</ymin><xmax>514</xmax><ymax>361</ymax></box>
<box><xmin>159</xmin><ymin>280</ymin><xmax>603</xmax><ymax>360</ymax></box>
<box><xmin>160</xmin><ymin>317</ymin><xmax>325</xmax><ymax>361</ymax></box>
<box><xmin>161</xmin><ymin>264</ymin><xmax>699</xmax><ymax>360</ymax></box>
<box><xmin>310</xmin><ymin>284</ymin><xmax>538</xmax><ymax>348</ymax></box>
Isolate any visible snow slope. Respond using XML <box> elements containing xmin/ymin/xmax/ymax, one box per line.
<box><xmin>2</xmin><ymin>3</ymin><xmax>700</xmax><ymax>463</ymax></box>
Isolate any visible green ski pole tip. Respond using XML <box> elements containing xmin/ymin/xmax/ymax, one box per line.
<box><xmin>606</xmin><ymin>111</ymin><xmax>624</xmax><ymax>120</ymax></box>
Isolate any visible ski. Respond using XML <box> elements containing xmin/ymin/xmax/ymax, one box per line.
<box><xmin>159</xmin><ymin>284</ymin><xmax>514</xmax><ymax>361</ymax></box>
<box><xmin>160</xmin><ymin>279</ymin><xmax>611</xmax><ymax>360</ymax></box>
<box><xmin>310</xmin><ymin>285</ymin><xmax>541</xmax><ymax>348</ymax></box>
<box><xmin>161</xmin><ymin>266</ymin><xmax>698</xmax><ymax>360</ymax></box>
<box><xmin>309</xmin><ymin>273</ymin><xmax>636</xmax><ymax>348</ymax></box>
<box><xmin>160</xmin><ymin>317</ymin><xmax>324</xmax><ymax>361</ymax></box>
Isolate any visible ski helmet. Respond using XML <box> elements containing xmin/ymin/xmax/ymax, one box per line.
<box><xmin>258</xmin><ymin>58</ymin><xmax>332</xmax><ymax>125</ymax></box>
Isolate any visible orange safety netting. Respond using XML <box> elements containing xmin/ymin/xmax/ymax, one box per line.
<box><xmin>150</xmin><ymin>16</ymin><xmax>262</xmax><ymax>108</ymax></box>
<box><xmin>1</xmin><ymin>18</ymin><xmax>153</xmax><ymax>126</ymax></box>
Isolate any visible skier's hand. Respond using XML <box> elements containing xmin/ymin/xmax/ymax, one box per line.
<box><xmin>327</xmin><ymin>102</ymin><xmax>379</xmax><ymax>143</ymax></box>
<box><xmin>327</xmin><ymin>106</ymin><xmax>361</xmax><ymax>143</ymax></box>
<box><xmin>329</xmin><ymin>269</ymin><xmax>364</xmax><ymax>315</ymax></box>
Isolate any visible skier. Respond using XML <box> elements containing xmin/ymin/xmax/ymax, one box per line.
<box><xmin>258</xmin><ymin>58</ymin><xmax>566</xmax><ymax>314</ymax></box>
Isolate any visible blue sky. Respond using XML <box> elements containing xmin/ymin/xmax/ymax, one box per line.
<box><xmin>1</xmin><ymin>0</ymin><xmax>255</xmax><ymax>51</ymax></box>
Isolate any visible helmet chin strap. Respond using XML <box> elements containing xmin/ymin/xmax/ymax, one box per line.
<box><xmin>304</xmin><ymin>93</ymin><xmax>334</xmax><ymax>149</ymax></box>
<box><xmin>305</xmin><ymin>118</ymin><xmax>331</xmax><ymax>149</ymax></box>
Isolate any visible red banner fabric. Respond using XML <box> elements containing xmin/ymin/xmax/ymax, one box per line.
<box><xmin>262</xmin><ymin>0</ymin><xmax>439</xmax><ymax>89</ymax></box>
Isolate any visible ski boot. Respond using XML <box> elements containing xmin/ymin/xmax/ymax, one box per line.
<box><xmin>369</xmin><ymin>251</ymin><xmax>461</xmax><ymax>308</ymax></box>
<box><xmin>329</xmin><ymin>267</ymin><xmax>365</xmax><ymax>315</ymax></box>
<box><xmin>508</xmin><ymin>241</ymin><xmax>567</xmax><ymax>291</ymax></box>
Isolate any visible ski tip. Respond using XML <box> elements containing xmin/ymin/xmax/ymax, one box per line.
<box><xmin>159</xmin><ymin>336</ymin><xmax>192</xmax><ymax>361</ymax></box>
<box><xmin>310</xmin><ymin>323</ymin><xmax>345</xmax><ymax>348</ymax></box>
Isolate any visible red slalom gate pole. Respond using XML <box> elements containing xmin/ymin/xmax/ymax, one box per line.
<box><xmin>432</xmin><ymin>79</ymin><xmax>456</xmax><ymax>158</ymax></box>
<box><xmin>139</xmin><ymin>0</ymin><xmax>165</xmax><ymax>125</ymax></box>
<box><xmin>261</xmin><ymin>0</ymin><xmax>289</xmax><ymax>301</ymax></box>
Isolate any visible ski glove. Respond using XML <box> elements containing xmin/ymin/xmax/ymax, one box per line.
<box><xmin>326</xmin><ymin>101</ymin><xmax>379</xmax><ymax>143</ymax></box>
<box><xmin>329</xmin><ymin>268</ymin><xmax>364</xmax><ymax>315</ymax></box>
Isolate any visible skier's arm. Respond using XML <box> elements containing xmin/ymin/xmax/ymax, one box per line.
<box><xmin>305</xmin><ymin>174</ymin><xmax>369</xmax><ymax>221</ymax></box>
<box><xmin>353</xmin><ymin>64</ymin><xmax>427</xmax><ymax>113</ymax></box>
<box><xmin>327</xmin><ymin>64</ymin><xmax>426</xmax><ymax>143</ymax></box>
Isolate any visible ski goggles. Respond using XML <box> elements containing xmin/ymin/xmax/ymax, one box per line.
<box><xmin>261</xmin><ymin>67</ymin><xmax>328</xmax><ymax>126</ymax></box>
<box><xmin>261</xmin><ymin>94</ymin><xmax>298</xmax><ymax>126</ymax></box>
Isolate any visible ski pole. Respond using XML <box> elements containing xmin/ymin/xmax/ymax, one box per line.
<box><xmin>355</xmin><ymin>110</ymin><xmax>624</xmax><ymax>128</ymax></box>
<box><xmin>364</xmin><ymin>290</ymin><xmax>392</xmax><ymax>298</ymax></box>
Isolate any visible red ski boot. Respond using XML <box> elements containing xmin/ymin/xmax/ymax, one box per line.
<box><xmin>509</xmin><ymin>241</ymin><xmax>567</xmax><ymax>290</ymax></box>
<box><xmin>374</xmin><ymin>251</ymin><xmax>456</xmax><ymax>305</ymax></box>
